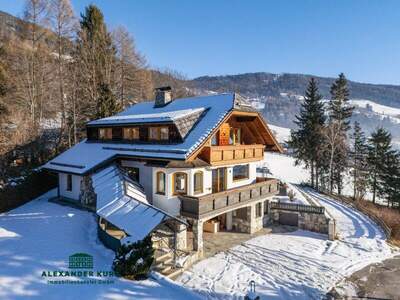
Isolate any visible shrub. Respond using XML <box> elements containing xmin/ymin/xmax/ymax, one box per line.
<box><xmin>112</xmin><ymin>235</ymin><xmax>154</xmax><ymax>280</ymax></box>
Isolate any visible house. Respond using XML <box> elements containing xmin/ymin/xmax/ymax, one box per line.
<box><xmin>43</xmin><ymin>88</ymin><xmax>284</xmax><ymax>273</ymax></box>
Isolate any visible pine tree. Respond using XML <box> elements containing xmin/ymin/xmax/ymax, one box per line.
<box><xmin>96</xmin><ymin>83</ymin><xmax>121</xmax><ymax>119</ymax></box>
<box><xmin>76</xmin><ymin>4</ymin><xmax>116</xmax><ymax>121</ymax></box>
<box><xmin>325</xmin><ymin>73</ymin><xmax>354</xmax><ymax>194</ymax></box>
<box><xmin>350</xmin><ymin>122</ymin><xmax>368</xmax><ymax>200</ymax></box>
<box><xmin>112</xmin><ymin>235</ymin><xmax>154</xmax><ymax>280</ymax></box>
<box><xmin>288</xmin><ymin>78</ymin><xmax>326</xmax><ymax>189</ymax></box>
<box><xmin>381</xmin><ymin>150</ymin><xmax>400</xmax><ymax>208</ymax></box>
<box><xmin>367</xmin><ymin>127</ymin><xmax>394</xmax><ymax>204</ymax></box>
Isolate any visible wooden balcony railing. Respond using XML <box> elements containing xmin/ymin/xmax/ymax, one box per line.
<box><xmin>179</xmin><ymin>178</ymin><xmax>279</xmax><ymax>219</ymax></box>
<box><xmin>201</xmin><ymin>144</ymin><xmax>265</xmax><ymax>166</ymax></box>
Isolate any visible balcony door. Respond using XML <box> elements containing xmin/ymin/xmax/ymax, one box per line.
<box><xmin>212</xmin><ymin>167</ymin><xmax>226</xmax><ymax>193</ymax></box>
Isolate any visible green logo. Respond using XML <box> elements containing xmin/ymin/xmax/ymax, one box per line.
<box><xmin>68</xmin><ymin>253</ymin><xmax>93</xmax><ymax>269</ymax></box>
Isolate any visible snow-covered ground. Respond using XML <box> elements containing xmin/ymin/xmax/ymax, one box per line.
<box><xmin>350</xmin><ymin>99</ymin><xmax>400</xmax><ymax>123</ymax></box>
<box><xmin>0</xmin><ymin>190</ymin><xmax>200</xmax><ymax>300</ymax></box>
<box><xmin>268</xmin><ymin>124</ymin><xmax>291</xmax><ymax>144</ymax></box>
<box><xmin>177</xmin><ymin>184</ymin><xmax>397</xmax><ymax>299</ymax></box>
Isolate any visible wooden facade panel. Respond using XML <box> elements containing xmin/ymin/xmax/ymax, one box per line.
<box><xmin>255</xmin><ymin>148</ymin><xmax>263</xmax><ymax>158</ymax></box>
<box><xmin>234</xmin><ymin>149</ymin><xmax>244</xmax><ymax>159</ymax></box>
<box><xmin>245</xmin><ymin>148</ymin><xmax>254</xmax><ymax>158</ymax></box>
<box><xmin>211</xmin><ymin>150</ymin><xmax>223</xmax><ymax>162</ymax></box>
<box><xmin>223</xmin><ymin>150</ymin><xmax>234</xmax><ymax>161</ymax></box>
<box><xmin>228</xmin><ymin>193</ymin><xmax>240</xmax><ymax>205</ymax></box>
<box><xmin>206</xmin><ymin>144</ymin><xmax>265</xmax><ymax>165</ymax></box>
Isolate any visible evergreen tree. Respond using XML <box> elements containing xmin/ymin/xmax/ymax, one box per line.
<box><xmin>367</xmin><ymin>127</ymin><xmax>394</xmax><ymax>204</ymax></box>
<box><xmin>350</xmin><ymin>122</ymin><xmax>368</xmax><ymax>200</ymax></box>
<box><xmin>112</xmin><ymin>235</ymin><xmax>154</xmax><ymax>280</ymax></box>
<box><xmin>381</xmin><ymin>150</ymin><xmax>400</xmax><ymax>208</ymax></box>
<box><xmin>326</xmin><ymin>73</ymin><xmax>354</xmax><ymax>194</ymax></box>
<box><xmin>76</xmin><ymin>4</ymin><xmax>116</xmax><ymax>121</ymax></box>
<box><xmin>96</xmin><ymin>83</ymin><xmax>121</xmax><ymax>119</ymax></box>
<box><xmin>288</xmin><ymin>78</ymin><xmax>326</xmax><ymax>189</ymax></box>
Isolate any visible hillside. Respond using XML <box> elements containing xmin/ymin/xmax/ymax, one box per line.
<box><xmin>189</xmin><ymin>73</ymin><xmax>400</xmax><ymax>139</ymax></box>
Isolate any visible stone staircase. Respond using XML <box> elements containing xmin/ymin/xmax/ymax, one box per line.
<box><xmin>152</xmin><ymin>252</ymin><xmax>184</xmax><ymax>280</ymax></box>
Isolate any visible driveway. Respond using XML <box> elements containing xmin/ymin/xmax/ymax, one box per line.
<box><xmin>176</xmin><ymin>190</ymin><xmax>396</xmax><ymax>300</ymax></box>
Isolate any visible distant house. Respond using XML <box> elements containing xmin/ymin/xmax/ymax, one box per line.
<box><xmin>43</xmin><ymin>88</ymin><xmax>283</xmax><ymax>276</ymax></box>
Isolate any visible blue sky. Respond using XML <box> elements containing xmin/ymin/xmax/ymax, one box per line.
<box><xmin>2</xmin><ymin>0</ymin><xmax>399</xmax><ymax>84</ymax></box>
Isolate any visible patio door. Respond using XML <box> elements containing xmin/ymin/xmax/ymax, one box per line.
<box><xmin>212</xmin><ymin>168</ymin><xmax>226</xmax><ymax>193</ymax></box>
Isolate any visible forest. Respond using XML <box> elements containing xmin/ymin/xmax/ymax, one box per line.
<box><xmin>0</xmin><ymin>0</ymin><xmax>189</xmax><ymax>190</ymax></box>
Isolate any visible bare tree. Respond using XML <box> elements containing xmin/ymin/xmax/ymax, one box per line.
<box><xmin>21</xmin><ymin>0</ymin><xmax>50</xmax><ymax>129</ymax></box>
<box><xmin>112</xmin><ymin>26</ymin><xmax>147</xmax><ymax>107</ymax></box>
<box><xmin>48</xmin><ymin>0</ymin><xmax>77</xmax><ymax>150</ymax></box>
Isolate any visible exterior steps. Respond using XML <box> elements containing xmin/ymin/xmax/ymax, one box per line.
<box><xmin>152</xmin><ymin>252</ymin><xmax>183</xmax><ymax>280</ymax></box>
<box><xmin>161</xmin><ymin>266</ymin><xmax>184</xmax><ymax>280</ymax></box>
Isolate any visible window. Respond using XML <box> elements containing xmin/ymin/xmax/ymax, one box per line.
<box><xmin>193</xmin><ymin>171</ymin><xmax>203</xmax><ymax>194</ymax></box>
<box><xmin>173</xmin><ymin>172</ymin><xmax>187</xmax><ymax>195</ymax></box>
<box><xmin>229</xmin><ymin>128</ymin><xmax>242</xmax><ymax>145</ymax></box>
<box><xmin>156</xmin><ymin>172</ymin><xmax>166</xmax><ymax>195</ymax></box>
<box><xmin>66</xmin><ymin>174</ymin><xmax>72</xmax><ymax>191</ymax></box>
<box><xmin>99</xmin><ymin>128</ymin><xmax>112</xmax><ymax>140</ymax></box>
<box><xmin>123</xmin><ymin>128</ymin><xmax>139</xmax><ymax>140</ymax></box>
<box><xmin>160</xmin><ymin>127</ymin><xmax>169</xmax><ymax>140</ymax></box>
<box><xmin>232</xmin><ymin>164</ymin><xmax>249</xmax><ymax>181</ymax></box>
<box><xmin>149</xmin><ymin>127</ymin><xmax>169</xmax><ymax>141</ymax></box>
<box><xmin>211</xmin><ymin>133</ymin><xmax>218</xmax><ymax>146</ymax></box>
<box><xmin>264</xmin><ymin>200</ymin><xmax>269</xmax><ymax>214</ymax></box>
<box><xmin>256</xmin><ymin>202</ymin><xmax>262</xmax><ymax>217</ymax></box>
<box><xmin>127</xmin><ymin>167</ymin><xmax>140</xmax><ymax>182</ymax></box>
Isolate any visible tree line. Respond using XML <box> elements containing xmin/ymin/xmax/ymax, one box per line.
<box><xmin>289</xmin><ymin>74</ymin><xmax>400</xmax><ymax>208</ymax></box>
<box><xmin>0</xmin><ymin>0</ymin><xmax>189</xmax><ymax>183</ymax></box>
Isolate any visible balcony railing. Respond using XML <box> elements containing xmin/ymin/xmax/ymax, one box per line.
<box><xmin>270</xmin><ymin>202</ymin><xmax>325</xmax><ymax>214</ymax></box>
<box><xmin>201</xmin><ymin>144</ymin><xmax>265</xmax><ymax>165</ymax></box>
<box><xmin>179</xmin><ymin>178</ymin><xmax>279</xmax><ymax>219</ymax></box>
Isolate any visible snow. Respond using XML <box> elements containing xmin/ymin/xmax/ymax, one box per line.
<box><xmin>176</xmin><ymin>186</ymin><xmax>396</xmax><ymax>300</ymax></box>
<box><xmin>260</xmin><ymin>152</ymin><xmax>309</xmax><ymax>185</ymax></box>
<box><xmin>0</xmin><ymin>190</ymin><xmax>199</xmax><ymax>300</ymax></box>
<box><xmin>350</xmin><ymin>99</ymin><xmax>400</xmax><ymax>123</ymax></box>
<box><xmin>268</xmin><ymin>124</ymin><xmax>291</xmax><ymax>144</ymax></box>
<box><xmin>88</xmin><ymin>108</ymin><xmax>206</xmax><ymax>126</ymax></box>
<box><xmin>175</xmin><ymin>152</ymin><xmax>397</xmax><ymax>299</ymax></box>
<box><xmin>92</xmin><ymin>165</ymin><xmax>172</xmax><ymax>243</ymax></box>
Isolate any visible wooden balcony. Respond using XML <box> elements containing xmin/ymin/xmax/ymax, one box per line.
<box><xmin>179</xmin><ymin>178</ymin><xmax>279</xmax><ymax>220</ymax></box>
<box><xmin>201</xmin><ymin>144</ymin><xmax>265</xmax><ymax>166</ymax></box>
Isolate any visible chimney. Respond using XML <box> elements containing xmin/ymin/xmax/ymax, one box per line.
<box><xmin>154</xmin><ymin>86</ymin><xmax>172</xmax><ymax>108</ymax></box>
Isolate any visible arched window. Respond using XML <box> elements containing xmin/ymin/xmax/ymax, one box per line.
<box><xmin>173</xmin><ymin>172</ymin><xmax>187</xmax><ymax>195</ymax></box>
<box><xmin>194</xmin><ymin>171</ymin><xmax>203</xmax><ymax>194</ymax></box>
<box><xmin>156</xmin><ymin>171</ymin><xmax>166</xmax><ymax>195</ymax></box>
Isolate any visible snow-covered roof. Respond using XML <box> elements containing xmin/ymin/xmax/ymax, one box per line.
<box><xmin>44</xmin><ymin>93</ymin><xmax>235</xmax><ymax>174</ymax></box>
<box><xmin>87</xmin><ymin>107</ymin><xmax>206</xmax><ymax>126</ymax></box>
<box><xmin>92</xmin><ymin>165</ymin><xmax>184</xmax><ymax>243</ymax></box>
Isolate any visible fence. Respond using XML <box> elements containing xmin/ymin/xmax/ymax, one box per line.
<box><xmin>270</xmin><ymin>201</ymin><xmax>325</xmax><ymax>214</ymax></box>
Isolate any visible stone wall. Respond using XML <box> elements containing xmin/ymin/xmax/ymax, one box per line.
<box><xmin>79</xmin><ymin>176</ymin><xmax>96</xmax><ymax>207</ymax></box>
<box><xmin>271</xmin><ymin>207</ymin><xmax>335</xmax><ymax>240</ymax></box>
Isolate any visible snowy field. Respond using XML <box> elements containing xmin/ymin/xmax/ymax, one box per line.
<box><xmin>350</xmin><ymin>99</ymin><xmax>400</xmax><ymax>123</ymax></box>
<box><xmin>176</xmin><ymin>185</ymin><xmax>397</xmax><ymax>299</ymax></box>
<box><xmin>0</xmin><ymin>190</ymin><xmax>200</xmax><ymax>300</ymax></box>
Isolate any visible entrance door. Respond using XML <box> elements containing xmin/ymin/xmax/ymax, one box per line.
<box><xmin>212</xmin><ymin>168</ymin><xmax>226</xmax><ymax>193</ymax></box>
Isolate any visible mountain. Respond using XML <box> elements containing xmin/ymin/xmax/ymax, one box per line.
<box><xmin>188</xmin><ymin>72</ymin><xmax>400</xmax><ymax>141</ymax></box>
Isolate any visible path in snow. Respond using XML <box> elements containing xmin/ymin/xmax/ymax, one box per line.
<box><xmin>0</xmin><ymin>190</ymin><xmax>200</xmax><ymax>300</ymax></box>
<box><xmin>176</xmin><ymin>189</ymin><xmax>396</xmax><ymax>300</ymax></box>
